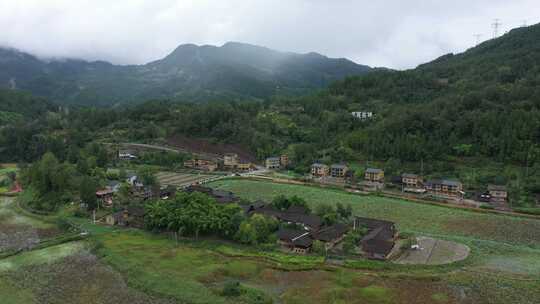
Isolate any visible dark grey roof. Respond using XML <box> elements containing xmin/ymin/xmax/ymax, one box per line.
<box><xmin>488</xmin><ymin>184</ymin><xmax>507</xmax><ymax>191</ymax></box>
<box><xmin>277</xmin><ymin>229</ymin><xmax>313</xmax><ymax>248</ymax></box>
<box><xmin>354</xmin><ymin>217</ymin><xmax>395</xmax><ymax>230</ymax></box>
<box><xmin>425</xmin><ymin>179</ymin><xmax>462</xmax><ymax>187</ymax></box>
<box><xmin>312</xmin><ymin>163</ymin><xmax>328</xmax><ymax>168</ymax></box>
<box><xmin>314</xmin><ymin>223</ymin><xmax>349</xmax><ymax>242</ymax></box>
<box><xmin>401</xmin><ymin>173</ymin><xmax>418</xmax><ymax>178</ymax></box>
<box><xmin>366</xmin><ymin>168</ymin><xmax>383</xmax><ymax>174</ymax></box>
<box><xmin>331</xmin><ymin>164</ymin><xmax>348</xmax><ymax>169</ymax></box>
<box><xmin>361</xmin><ymin>225</ymin><xmax>394</xmax><ymax>242</ymax></box>
<box><xmin>253</xmin><ymin>205</ymin><xmax>322</xmax><ymax>230</ymax></box>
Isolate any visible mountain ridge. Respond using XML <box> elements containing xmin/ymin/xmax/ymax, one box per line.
<box><xmin>0</xmin><ymin>42</ymin><xmax>371</xmax><ymax>106</ymax></box>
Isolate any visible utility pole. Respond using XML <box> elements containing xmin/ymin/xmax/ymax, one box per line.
<box><xmin>473</xmin><ymin>34</ymin><xmax>482</xmax><ymax>45</ymax></box>
<box><xmin>492</xmin><ymin>19</ymin><xmax>502</xmax><ymax>39</ymax></box>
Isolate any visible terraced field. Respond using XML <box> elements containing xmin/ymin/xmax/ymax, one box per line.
<box><xmin>155</xmin><ymin>172</ymin><xmax>220</xmax><ymax>188</ymax></box>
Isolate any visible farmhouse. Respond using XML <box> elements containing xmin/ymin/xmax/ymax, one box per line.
<box><xmin>253</xmin><ymin>205</ymin><xmax>322</xmax><ymax>231</ymax></box>
<box><xmin>487</xmin><ymin>184</ymin><xmax>507</xmax><ymax>203</ymax></box>
<box><xmin>277</xmin><ymin>223</ymin><xmax>350</xmax><ymax>254</ymax></box>
<box><xmin>354</xmin><ymin>217</ymin><xmax>397</xmax><ymax>260</ymax></box>
<box><xmin>425</xmin><ymin>179</ymin><xmax>463</xmax><ymax>197</ymax></box>
<box><xmin>96</xmin><ymin>189</ymin><xmax>114</xmax><ymax>207</ymax></box>
<box><xmin>330</xmin><ymin>164</ymin><xmax>348</xmax><ymax>178</ymax></box>
<box><xmin>185</xmin><ymin>185</ymin><xmax>239</xmax><ymax>204</ymax></box>
<box><xmin>265</xmin><ymin>157</ymin><xmax>281</xmax><ymax>170</ymax></box>
<box><xmin>105</xmin><ymin>206</ymin><xmax>145</xmax><ymax>228</ymax></box>
<box><xmin>237</xmin><ymin>161</ymin><xmax>254</xmax><ymax>172</ymax></box>
<box><xmin>365</xmin><ymin>168</ymin><xmax>384</xmax><ymax>182</ymax></box>
<box><xmin>311</xmin><ymin>163</ymin><xmax>329</xmax><ymax>177</ymax></box>
<box><xmin>401</xmin><ymin>173</ymin><xmax>422</xmax><ymax>188</ymax></box>
<box><xmin>351</xmin><ymin>112</ymin><xmax>373</xmax><ymax>120</ymax></box>
<box><xmin>184</xmin><ymin>158</ymin><xmax>218</xmax><ymax>172</ymax></box>
<box><xmin>118</xmin><ymin>150</ymin><xmax>137</xmax><ymax>160</ymax></box>
<box><xmin>280</xmin><ymin>154</ymin><xmax>289</xmax><ymax>168</ymax></box>
<box><xmin>313</xmin><ymin>223</ymin><xmax>350</xmax><ymax>248</ymax></box>
<box><xmin>224</xmin><ymin>153</ymin><xmax>239</xmax><ymax>168</ymax></box>
<box><xmin>277</xmin><ymin>229</ymin><xmax>313</xmax><ymax>254</ymax></box>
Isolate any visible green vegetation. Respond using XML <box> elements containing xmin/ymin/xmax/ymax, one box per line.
<box><xmin>210</xmin><ymin>179</ymin><xmax>540</xmax><ymax>248</ymax></box>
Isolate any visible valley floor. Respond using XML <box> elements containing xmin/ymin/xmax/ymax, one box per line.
<box><xmin>1</xmin><ymin>178</ymin><xmax>540</xmax><ymax>304</ymax></box>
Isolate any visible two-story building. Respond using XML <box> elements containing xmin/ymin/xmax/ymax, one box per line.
<box><xmin>265</xmin><ymin>157</ymin><xmax>281</xmax><ymax>170</ymax></box>
<box><xmin>223</xmin><ymin>153</ymin><xmax>239</xmax><ymax>168</ymax></box>
<box><xmin>487</xmin><ymin>184</ymin><xmax>508</xmax><ymax>203</ymax></box>
<box><xmin>330</xmin><ymin>164</ymin><xmax>349</xmax><ymax>178</ymax></box>
<box><xmin>401</xmin><ymin>173</ymin><xmax>425</xmax><ymax>193</ymax></box>
<box><xmin>365</xmin><ymin>168</ymin><xmax>384</xmax><ymax>183</ymax></box>
<box><xmin>280</xmin><ymin>154</ymin><xmax>289</xmax><ymax>168</ymax></box>
<box><xmin>311</xmin><ymin>163</ymin><xmax>329</xmax><ymax>177</ymax></box>
<box><xmin>424</xmin><ymin>179</ymin><xmax>463</xmax><ymax>197</ymax></box>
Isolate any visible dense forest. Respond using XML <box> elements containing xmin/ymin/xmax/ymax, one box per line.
<box><xmin>2</xmin><ymin>24</ymin><xmax>540</xmax><ymax>207</ymax></box>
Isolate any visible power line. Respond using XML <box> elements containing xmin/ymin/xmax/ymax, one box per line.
<box><xmin>492</xmin><ymin>18</ymin><xmax>502</xmax><ymax>38</ymax></box>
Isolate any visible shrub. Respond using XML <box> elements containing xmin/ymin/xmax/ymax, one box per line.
<box><xmin>56</xmin><ymin>216</ymin><xmax>72</xmax><ymax>231</ymax></box>
<box><xmin>222</xmin><ymin>281</ymin><xmax>242</xmax><ymax>297</ymax></box>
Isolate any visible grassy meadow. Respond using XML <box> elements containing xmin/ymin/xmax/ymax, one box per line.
<box><xmin>1</xmin><ymin>179</ymin><xmax>540</xmax><ymax>303</ymax></box>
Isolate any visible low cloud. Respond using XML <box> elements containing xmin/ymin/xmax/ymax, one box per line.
<box><xmin>0</xmin><ymin>0</ymin><xmax>538</xmax><ymax>69</ymax></box>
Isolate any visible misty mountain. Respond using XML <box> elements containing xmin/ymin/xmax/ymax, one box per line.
<box><xmin>0</xmin><ymin>42</ymin><xmax>371</xmax><ymax>106</ymax></box>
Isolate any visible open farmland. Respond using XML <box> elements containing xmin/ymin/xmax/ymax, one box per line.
<box><xmin>155</xmin><ymin>171</ymin><xmax>220</xmax><ymax>188</ymax></box>
<box><xmin>209</xmin><ymin>179</ymin><xmax>540</xmax><ymax>248</ymax></box>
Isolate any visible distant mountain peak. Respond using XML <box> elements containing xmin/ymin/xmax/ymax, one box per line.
<box><xmin>0</xmin><ymin>42</ymin><xmax>372</xmax><ymax>105</ymax></box>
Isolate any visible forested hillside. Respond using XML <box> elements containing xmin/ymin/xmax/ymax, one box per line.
<box><xmin>1</xmin><ymin>24</ymin><xmax>540</xmax><ymax>206</ymax></box>
<box><xmin>0</xmin><ymin>42</ymin><xmax>371</xmax><ymax>106</ymax></box>
<box><xmin>0</xmin><ymin>89</ymin><xmax>55</xmax><ymax>125</ymax></box>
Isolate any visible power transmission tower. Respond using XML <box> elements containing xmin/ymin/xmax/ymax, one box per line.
<box><xmin>473</xmin><ymin>34</ymin><xmax>482</xmax><ymax>45</ymax></box>
<box><xmin>522</xmin><ymin>20</ymin><xmax>528</xmax><ymax>27</ymax></box>
<box><xmin>492</xmin><ymin>19</ymin><xmax>502</xmax><ymax>38</ymax></box>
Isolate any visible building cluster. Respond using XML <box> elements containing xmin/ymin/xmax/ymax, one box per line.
<box><xmin>241</xmin><ymin>201</ymin><xmax>398</xmax><ymax>259</ymax></box>
<box><xmin>102</xmin><ymin>179</ymin><xmax>399</xmax><ymax>260</ymax></box>
<box><xmin>183</xmin><ymin>153</ymin><xmax>255</xmax><ymax>173</ymax></box>
<box><xmin>310</xmin><ymin>162</ymin><xmax>509</xmax><ymax>206</ymax></box>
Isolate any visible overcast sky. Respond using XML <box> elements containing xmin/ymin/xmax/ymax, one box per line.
<box><xmin>1</xmin><ymin>0</ymin><xmax>539</xmax><ymax>69</ymax></box>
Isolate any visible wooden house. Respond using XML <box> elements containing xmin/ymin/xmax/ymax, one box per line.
<box><xmin>354</xmin><ymin>217</ymin><xmax>397</xmax><ymax>260</ymax></box>
<box><xmin>487</xmin><ymin>184</ymin><xmax>508</xmax><ymax>203</ymax></box>
<box><xmin>424</xmin><ymin>179</ymin><xmax>463</xmax><ymax>197</ymax></box>
<box><xmin>401</xmin><ymin>173</ymin><xmax>422</xmax><ymax>188</ymax></box>
<box><xmin>265</xmin><ymin>157</ymin><xmax>281</xmax><ymax>170</ymax></box>
<box><xmin>277</xmin><ymin>229</ymin><xmax>313</xmax><ymax>254</ymax></box>
<box><xmin>223</xmin><ymin>153</ymin><xmax>239</xmax><ymax>168</ymax></box>
<box><xmin>96</xmin><ymin>189</ymin><xmax>114</xmax><ymax>207</ymax></box>
<box><xmin>365</xmin><ymin>168</ymin><xmax>384</xmax><ymax>183</ymax></box>
<box><xmin>237</xmin><ymin>161</ymin><xmax>253</xmax><ymax>172</ymax></box>
<box><xmin>184</xmin><ymin>159</ymin><xmax>218</xmax><ymax>172</ymax></box>
<box><xmin>330</xmin><ymin>164</ymin><xmax>349</xmax><ymax>178</ymax></box>
<box><xmin>311</xmin><ymin>163</ymin><xmax>329</xmax><ymax>177</ymax></box>
<box><xmin>280</xmin><ymin>154</ymin><xmax>289</xmax><ymax>168</ymax></box>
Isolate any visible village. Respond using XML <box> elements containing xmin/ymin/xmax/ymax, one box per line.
<box><xmin>86</xmin><ymin>146</ymin><xmax>498</xmax><ymax>263</ymax></box>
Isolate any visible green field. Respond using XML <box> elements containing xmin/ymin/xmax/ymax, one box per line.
<box><xmin>1</xmin><ymin>181</ymin><xmax>540</xmax><ymax>304</ymax></box>
<box><xmin>210</xmin><ymin>179</ymin><xmax>540</xmax><ymax>248</ymax></box>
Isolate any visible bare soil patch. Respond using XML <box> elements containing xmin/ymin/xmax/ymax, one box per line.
<box><xmin>167</xmin><ymin>135</ymin><xmax>256</xmax><ymax>162</ymax></box>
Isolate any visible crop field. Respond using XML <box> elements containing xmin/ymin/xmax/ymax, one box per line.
<box><xmin>209</xmin><ymin>179</ymin><xmax>540</xmax><ymax>248</ymax></box>
<box><xmin>2</xmin><ymin>182</ymin><xmax>539</xmax><ymax>303</ymax></box>
<box><xmin>155</xmin><ymin>171</ymin><xmax>217</xmax><ymax>188</ymax></box>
